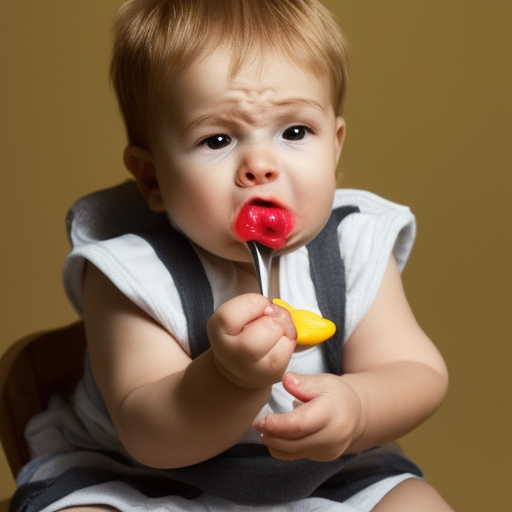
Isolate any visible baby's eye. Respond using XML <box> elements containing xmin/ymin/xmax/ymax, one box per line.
<box><xmin>282</xmin><ymin>125</ymin><xmax>312</xmax><ymax>141</ymax></box>
<box><xmin>200</xmin><ymin>134</ymin><xmax>232</xmax><ymax>150</ymax></box>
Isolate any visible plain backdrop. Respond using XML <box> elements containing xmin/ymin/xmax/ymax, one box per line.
<box><xmin>1</xmin><ymin>1</ymin><xmax>511</xmax><ymax>510</ymax></box>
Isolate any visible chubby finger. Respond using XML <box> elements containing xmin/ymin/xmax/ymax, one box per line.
<box><xmin>263</xmin><ymin>440</ymin><xmax>340</xmax><ymax>462</ymax></box>
<box><xmin>208</xmin><ymin>293</ymin><xmax>270</xmax><ymax>337</ymax></box>
<box><xmin>257</xmin><ymin>414</ymin><xmax>324</xmax><ymax>461</ymax></box>
<box><xmin>262</xmin><ymin>439</ymin><xmax>316</xmax><ymax>461</ymax></box>
<box><xmin>282</xmin><ymin>372</ymin><xmax>321</xmax><ymax>403</ymax></box>
<box><xmin>239</xmin><ymin>304</ymin><xmax>297</xmax><ymax>360</ymax></box>
<box><xmin>263</xmin><ymin>303</ymin><xmax>297</xmax><ymax>341</ymax></box>
<box><xmin>254</xmin><ymin>400</ymin><xmax>323</xmax><ymax>440</ymax></box>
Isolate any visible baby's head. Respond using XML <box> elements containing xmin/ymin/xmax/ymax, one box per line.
<box><xmin>112</xmin><ymin>0</ymin><xmax>350</xmax><ymax>263</ymax></box>
<box><xmin>111</xmin><ymin>0</ymin><xmax>349</xmax><ymax>149</ymax></box>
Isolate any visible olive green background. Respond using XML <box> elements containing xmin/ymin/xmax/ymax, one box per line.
<box><xmin>1</xmin><ymin>2</ymin><xmax>510</xmax><ymax>509</ymax></box>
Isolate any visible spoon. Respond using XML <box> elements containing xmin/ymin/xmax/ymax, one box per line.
<box><xmin>246</xmin><ymin>240</ymin><xmax>336</xmax><ymax>345</ymax></box>
<box><xmin>246</xmin><ymin>240</ymin><xmax>273</xmax><ymax>298</ymax></box>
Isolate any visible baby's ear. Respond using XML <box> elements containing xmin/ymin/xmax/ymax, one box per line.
<box><xmin>123</xmin><ymin>145</ymin><xmax>165</xmax><ymax>213</ymax></box>
<box><xmin>334</xmin><ymin>117</ymin><xmax>346</xmax><ymax>160</ymax></box>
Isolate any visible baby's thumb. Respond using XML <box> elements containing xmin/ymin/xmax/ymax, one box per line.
<box><xmin>264</xmin><ymin>303</ymin><xmax>297</xmax><ymax>341</ymax></box>
<box><xmin>282</xmin><ymin>372</ymin><xmax>320</xmax><ymax>403</ymax></box>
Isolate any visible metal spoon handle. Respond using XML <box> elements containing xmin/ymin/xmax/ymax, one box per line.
<box><xmin>246</xmin><ymin>240</ymin><xmax>273</xmax><ymax>298</ymax></box>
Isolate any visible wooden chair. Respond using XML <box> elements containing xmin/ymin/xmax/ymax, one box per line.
<box><xmin>0</xmin><ymin>321</ymin><xmax>86</xmax><ymax>509</ymax></box>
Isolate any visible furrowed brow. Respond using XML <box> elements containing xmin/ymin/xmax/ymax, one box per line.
<box><xmin>184</xmin><ymin>111</ymin><xmax>240</xmax><ymax>134</ymax></box>
<box><xmin>184</xmin><ymin>98</ymin><xmax>325</xmax><ymax>133</ymax></box>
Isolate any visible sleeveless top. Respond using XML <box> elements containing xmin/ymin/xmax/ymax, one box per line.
<box><xmin>33</xmin><ymin>180</ymin><xmax>422</xmax><ymax>506</ymax></box>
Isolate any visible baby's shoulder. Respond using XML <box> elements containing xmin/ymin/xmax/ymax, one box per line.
<box><xmin>331</xmin><ymin>189</ymin><xmax>416</xmax><ymax>340</ymax></box>
<box><xmin>333</xmin><ymin>188</ymin><xmax>412</xmax><ymax>217</ymax></box>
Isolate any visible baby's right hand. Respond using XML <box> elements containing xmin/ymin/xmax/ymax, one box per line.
<box><xmin>207</xmin><ymin>294</ymin><xmax>297</xmax><ymax>389</ymax></box>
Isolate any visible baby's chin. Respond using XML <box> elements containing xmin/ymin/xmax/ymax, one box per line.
<box><xmin>275</xmin><ymin>222</ymin><xmax>326</xmax><ymax>253</ymax></box>
<box><xmin>236</xmin><ymin>234</ymin><xmax>314</xmax><ymax>261</ymax></box>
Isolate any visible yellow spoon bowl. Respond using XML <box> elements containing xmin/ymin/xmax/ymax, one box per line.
<box><xmin>272</xmin><ymin>298</ymin><xmax>336</xmax><ymax>346</ymax></box>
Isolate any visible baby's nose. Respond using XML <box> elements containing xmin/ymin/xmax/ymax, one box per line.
<box><xmin>236</xmin><ymin>150</ymin><xmax>279</xmax><ymax>186</ymax></box>
<box><xmin>240</xmin><ymin>168</ymin><xmax>278</xmax><ymax>185</ymax></box>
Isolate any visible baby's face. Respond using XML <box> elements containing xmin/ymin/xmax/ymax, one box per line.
<box><xmin>147</xmin><ymin>47</ymin><xmax>345</xmax><ymax>263</ymax></box>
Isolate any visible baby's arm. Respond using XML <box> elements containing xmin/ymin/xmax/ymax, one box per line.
<box><xmin>254</xmin><ymin>256</ymin><xmax>449</xmax><ymax>460</ymax></box>
<box><xmin>83</xmin><ymin>263</ymin><xmax>296</xmax><ymax>469</ymax></box>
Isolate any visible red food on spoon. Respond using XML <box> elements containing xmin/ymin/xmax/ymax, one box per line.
<box><xmin>234</xmin><ymin>200</ymin><xmax>294</xmax><ymax>249</ymax></box>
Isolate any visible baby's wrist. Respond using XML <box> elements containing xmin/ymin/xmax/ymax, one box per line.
<box><xmin>338</xmin><ymin>376</ymin><xmax>368</xmax><ymax>449</ymax></box>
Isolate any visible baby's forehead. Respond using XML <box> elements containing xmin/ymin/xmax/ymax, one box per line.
<box><xmin>173</xmin><ymin>49</ymin><xmax>331</xmax><ymax>105</ymax></box>
<box><xmin>151</xmin><ymin>46</ymin><xmax>337</xmax><ymax>140</ymax></box>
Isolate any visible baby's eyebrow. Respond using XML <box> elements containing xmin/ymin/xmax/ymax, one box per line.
<box><xmin>184</xmin><ymin>98</ymin><xmax>325</xmax><ymax>133</ymax></box>
<box><xmin>272</xmin><ymin>98</ymin><xmax>325</xmax><ymax>112</ymax></box>
<box><xmin>184</xmin><ymin>111</ymin><xmax>241</xmax><ymax>133</ymax></box>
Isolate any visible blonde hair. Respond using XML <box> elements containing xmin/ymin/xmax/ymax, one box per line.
<box><xmin>111</xmin><ymin>0</ymin><xmax>349</xmax><ymax>147</ymax></box>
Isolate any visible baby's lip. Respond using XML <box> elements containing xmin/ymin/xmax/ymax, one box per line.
<box><xmin>234</xmin><ymin>198</ymin><xmax>295</xmax><ymax>249</ymax></box>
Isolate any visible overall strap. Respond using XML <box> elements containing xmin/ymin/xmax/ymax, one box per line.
<box><xmin>306</xmin><ymin>206</ymin><xmax>359</xmax><ymax>375</ymax></box>
<box><xmin>136</xmin><ymin>228</ymin><xmax>214</xmax><ymax>359</ymax></box>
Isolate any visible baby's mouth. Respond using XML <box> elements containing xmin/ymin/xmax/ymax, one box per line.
<box><xmin>233</xmin><ymin>199</ymin><xmax>295</xmax><ymax>249</ymax></box>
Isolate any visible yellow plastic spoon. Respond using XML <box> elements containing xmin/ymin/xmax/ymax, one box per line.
<box><xmin>272</xmin><ymin>298</ymin><xmax>336</xmax><ymax>346</ymax></box>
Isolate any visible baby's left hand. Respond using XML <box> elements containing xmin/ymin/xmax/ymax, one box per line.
<box><xmin>253</xmin><ymin>372</ymin><xmax>365</xmax><ymax>461</ymax></box>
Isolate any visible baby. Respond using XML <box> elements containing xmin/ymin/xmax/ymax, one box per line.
<box><xmin>12</xmin><ymin>0</ymin><xmax>453</xmax><ymax>510</ymax></box>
